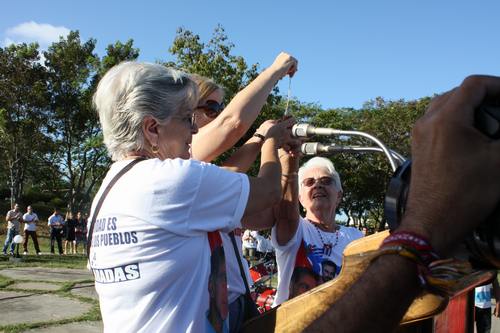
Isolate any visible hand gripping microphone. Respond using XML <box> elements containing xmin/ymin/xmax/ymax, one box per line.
<box><xmin>292</xmin><ymin>123</ymin><xmax>341</xmax><ymax>138</ymax></box>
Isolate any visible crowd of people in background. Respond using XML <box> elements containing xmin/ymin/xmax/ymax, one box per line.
<box><xmin>2</xmin><ymin>203</ymin><xmax>88</xmax><ymax>256</ymax></box>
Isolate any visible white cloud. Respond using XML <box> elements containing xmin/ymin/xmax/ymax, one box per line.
<box><xmin>3</xmin><ymin>37</ymin><xmax>15</xmax><ymax>46</ymax></box>
<box><xmin>3</xmin><ymin>21</ymin><xmax>70</xmax><ymax>48</ymax></box>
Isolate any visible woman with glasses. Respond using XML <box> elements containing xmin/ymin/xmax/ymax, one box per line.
<box><xmin>189</xmin><ymin>53</ymin><xmax>299</xmax><ymax>332</ymax></box>
<box><xmin>271</xmin><ymin>156</ymin><xmax>363</xmax><ymax>305</ymax></box>
<box><xmin>190</xmin><ymin>52</ymin><xmax>298</xmax><ymax>164</ymax></box>
<box><xmin>90</xmin><ymin>61</ymin><xmax>292</xmax><ymax>333</ymax></box>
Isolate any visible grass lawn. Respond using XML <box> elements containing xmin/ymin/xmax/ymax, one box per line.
<box><xmin>0</xmin><ymin>234</ymin><xmax>88</xmax><ymax>269</ymax></box>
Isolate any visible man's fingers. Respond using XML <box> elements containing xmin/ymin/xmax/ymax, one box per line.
<box><xmin>445</xmin><ymin>75</ymin><xmax>500</xmax><ymax>123</ymax></box>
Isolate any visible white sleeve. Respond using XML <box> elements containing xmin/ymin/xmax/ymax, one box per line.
<box><xmin>148</xmin><ymin>160</ymin><xmax>249</xmax><ymax>236</ymax></box>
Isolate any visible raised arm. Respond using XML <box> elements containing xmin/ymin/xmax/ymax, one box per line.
<box><xmin>191</xmin><ymin>52</ymin><xmax>298</xmax><ymax>162</ymax></box>
<box><xmin>272</xmin><ymin>147</ymin><xmax>301</xmax><ymax>246</ymax></box>
<box><xmin>305</xmin><ymin>75</ymin><xmax>500</xmax><ymax>332</ymax></box>
<box><xmin>242</xmin><ymin>118</ymin><xmax>298</xmax><ymax>218</ymax></box>
<box><xmin>222</xmin><ymin>120</ymin><xmax>278</xmax><ymax>173</ymax></box>
<box><xmin>241</xmin><ymin>120</ymin><xmax>301</xmax><ymax>230</ymax></box>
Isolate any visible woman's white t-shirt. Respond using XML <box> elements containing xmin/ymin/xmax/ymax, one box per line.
<box><xmin>89</xmin><ymin>158</ymin><xmax>249</xmax><ymax>333</ymax></box>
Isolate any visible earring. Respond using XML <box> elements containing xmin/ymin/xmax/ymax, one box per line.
<box><xmin>151</xmin><ymin>144</ymin><xmax>160</xmax><ymax>154</ymax></box>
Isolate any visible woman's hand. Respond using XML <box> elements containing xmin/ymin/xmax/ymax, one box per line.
<box><xmin>270</xmin><ymin>52</ymin><xmax>298</xmax><ymax>79</ymax></box>
<box><xmin>264</xmin><ymin>117</ymin><xmax>296</xmax><ymax>148</ymax></box>
<box><xmin>255</xmin><ymin>119</ymin><xmax>279</xmax><ymax>138</ymax></box>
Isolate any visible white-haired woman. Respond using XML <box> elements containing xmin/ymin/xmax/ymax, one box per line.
<box><xmin>271</xmin><ymin>156</ymin><xmax>363</xmax><ymax>305</ymax></box>
<box><xmin>90</xmin><ymin>61</ymin><xmax>289</xmax><ymax>332</ymax></box>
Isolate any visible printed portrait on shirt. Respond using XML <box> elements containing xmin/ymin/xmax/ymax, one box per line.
<box><xmin>321</xmin><ymin>259</ymin><xmax>337</xmax><ymax>282</ymax></box>
<box><xmin>207</xmin><ymin>232</ymin><xmax>229</xmax><ymax>333</ymax></box>
<box><xmin>289</xmin><ymin>266</ymin><xmax>320</xmax><ymax>299</ymax></box>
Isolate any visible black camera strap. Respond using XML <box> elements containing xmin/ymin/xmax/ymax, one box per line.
<box><xmin>86</xmin><ymin>158</ymin><xmax>145</xmax><ymax>259</ymax></box>
<box><xmin>228</xmin><ymin>231</ymin><xmax>253</xmax><ymax>297</ymax></box>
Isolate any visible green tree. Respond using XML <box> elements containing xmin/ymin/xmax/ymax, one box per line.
<box><xmin>0</xmin><ymin>43</ymin><xmax>49</xmax><ymax>206</ymax></box>
<box><xmin>99</xmin><ymin>39</ymin><xmax>140</xmax><ymax>75</ymax></box>
<box><xmin>298</xmin><ymin>98</ymin><xmax>429</xmax><ymax>230</ymax></box>
<box><xmin>43</xmin><ymin>33</ymin><xmax>141</xmax><ymax>213</ymax></box>
<box><xmin>166</xmin><ymin>25</ymin><xmax>293</xmax><ymax>172</ymax></box>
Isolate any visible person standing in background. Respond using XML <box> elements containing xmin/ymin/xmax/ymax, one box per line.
<box><xmin>48</xmin><ymin>208</ymin><xmax>64</xmax><ymax>255</ymax></box>
<box><xmin>242</xmin><ymin>229</ymin><xmax>257</xmax><ymax>259</ymax></box>
<box><xmin>22</xmin><ymin>205</ymin><xmax>41</xmax><ymax>255</ymax></box>
<box><xmin>474</xmin><ymin>277</ymin><xmax>500</xmax><ymax>333</ymax></box>
<box><xmin>64</xmin><ymin>212</ymin><xmax>77</xmax><ymax>254</ymax></box>
<box><xmin>3</xmin><ymin>203</ymin><xmax>23</xmax><ymax>255</ymax></box>
<box><xmin>74</xmin><ymin>212</ymin><xmax>87</xmax><ymax>255</ymax></box>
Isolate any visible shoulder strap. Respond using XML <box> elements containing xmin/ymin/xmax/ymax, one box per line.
<box><xmin>86</xmin><ymin>158</ymin><xmax>145</xmax><ymax>258</ymax></box>
<box><xmin>229</xmin><ymin>230</ymin><xmax>252</xmax><ymax>296</ymax></box>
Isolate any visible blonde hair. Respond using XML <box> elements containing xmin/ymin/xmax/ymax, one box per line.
<box><xmin>189</xmin><ymin>74</ymin><xmax>224</xmax><ymax>103</ymax></box>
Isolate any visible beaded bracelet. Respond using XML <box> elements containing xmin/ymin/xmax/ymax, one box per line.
<box><xmin>371</xmin><ymin>231</ymin><xmax>491</xmax><ymax>297</ymax></box>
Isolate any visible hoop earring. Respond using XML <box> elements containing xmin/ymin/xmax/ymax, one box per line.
<box><xmin>151</xmin><ymin>144</ymin><xmax>159</xmax><ymax>154</ymax></box>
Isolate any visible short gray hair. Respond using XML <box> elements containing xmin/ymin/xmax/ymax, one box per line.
<box><xmin>93</xmin><ymin>62</ymin><xmax>198</xmax><ymax>161</ymax></box>
<box><xmin>298</xmin><ymin>157</ymin><xmax>342</xmax><ymax>192</ymax></box>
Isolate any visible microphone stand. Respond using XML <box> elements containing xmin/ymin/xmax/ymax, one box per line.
<box><xmin>321</xmin><ymin>145</ymin><xmax>407</xmax><ymax>167</ymax></box>
<box><xmin>326</xmin><ymin>129</ymin><xmax>400</xmax><ymax>172</ymax></box>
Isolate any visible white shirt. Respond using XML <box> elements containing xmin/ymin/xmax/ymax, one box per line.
<box><xmin>475</xmin><ymin>284</ymin><xmax>492</xmax><ymax>309</ymax></box>
<box><xmin>255</xmin><ymin>234</ymin><xmax>274</xmax><ymax>253</ymax></box>
<box><xmin>242</xmin><ymin>230</ymin><xmax>257</xmax><ymax>249</ymax></box>
<box><xmin>89</xmin><ymin>158</ymin><xmax>249</xmax><ymax>333</ymax></box>
<box><xmin>48</xmin><ymin>214</ymin><xmax>64</xmax><ymax>228</ymax></box>
<box><xmin>23</xmin><ymin>212</ymin><xmax>39</xmax><ymax>231</ymax></box>
<box><xmin>271</xmin><ymin>216</ymin><xmax>363</xmax><ymax>305</ymax></box>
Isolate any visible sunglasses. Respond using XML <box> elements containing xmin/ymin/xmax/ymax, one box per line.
<box><xmin>196</xmin><ymin>100</ymin><xmax>225</xmax><ymax>119</ymax></box>
<box><xmin>302</xmin><ymin>176</ymin><xmax>334</xmax><ymax>188</ymax></box>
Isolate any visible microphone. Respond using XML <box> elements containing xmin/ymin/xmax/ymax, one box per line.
<box><xmin>292</xmin><ymin>123</ymin><xmax>340</xmax><ymax>138</ymax></box>
<box><xmin>301</xmin><ymin>142</ymin><xmax>341</xmax><ymax>155</ymax></box>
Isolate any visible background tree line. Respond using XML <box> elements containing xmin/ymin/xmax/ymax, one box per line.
<box><xmin>0</xmin><ymin>25</ymin><xmax>428</xmax><ymax>231</ymax></box>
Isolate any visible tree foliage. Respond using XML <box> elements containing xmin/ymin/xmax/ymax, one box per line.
<box><xmin>0</xmin><ymin>43</ymin><xmax>49</xmax><ymax>206</ymax></box>
<box><xmin>0</xmin><ymin>25</ymin><xmax>431</xmax><ymax>227</ymax></box>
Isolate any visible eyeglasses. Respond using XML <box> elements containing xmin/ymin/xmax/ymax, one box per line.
<box><xmin>173</xmin><ymin>113</ymin><xmax>197</xmax><ymax>129</ymax></box>
<box><xmin>187</xmin><ymin>113</ymin><xmax>196</xmax><ymax>129</ymax></box>
<box><xmin>196</xmin><ymin>100</ymin><xmax>225</xmax><ymax>119</ymax></box>
<box><xmin>302</xmin><ymin>176</ymin><xmax>334</xmax><ymax>188</ymax></box>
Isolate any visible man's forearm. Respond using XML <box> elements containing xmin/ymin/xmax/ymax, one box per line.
<box><xmin>305</xmin><ymin>254</ymin><xmax>421</xmax><ymax>332</ymax></box>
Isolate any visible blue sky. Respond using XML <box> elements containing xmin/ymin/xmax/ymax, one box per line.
<box><xmin>2</xmin><ymin>0</ymin><xmax>499</xmax><ymax>109</ymax></box>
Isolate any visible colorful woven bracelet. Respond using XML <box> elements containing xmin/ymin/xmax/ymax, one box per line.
<box><xmin>373</xmin><ymin>231</ymin><xmax>489</xmax><ymax>297</ymax></box>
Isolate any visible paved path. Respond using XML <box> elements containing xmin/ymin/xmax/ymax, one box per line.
<box><xmin>0</xmin><ymin>290</ymin><xmax>93</xmax><ymax>325</ymax></box>
<box><xmin>0</xmin><ymin>267</ymin><xmax>92</xmax><ymax>282</ymax></box>
<box><xmin>0</xmin><ymin>267</ymin><xmax>102</xmax><ymax>332</ymax></box>
<box><xmin>1</xmin><ymin>266</ymin><xmax>499</xmax><ymax>332</ymax></box>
